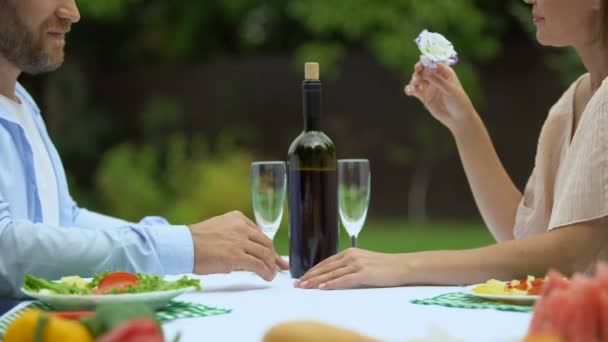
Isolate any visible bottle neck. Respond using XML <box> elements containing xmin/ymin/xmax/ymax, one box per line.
<box><xmin>302</xmin><ymin>80</ymin><xmax>321</xmax><ymax>132</ymax></box>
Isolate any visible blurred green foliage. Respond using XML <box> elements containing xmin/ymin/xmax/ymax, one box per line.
<box><xmin>54</xmin><ymin>0</ymin><xmax>582</xmax><ymax>221</ymax></box>
<box><xmin>71</xmin><ymin>0</ymin><xmax>507</xmax><ymax>220</ymax></box>
<box><xmin>290</xmin><ymin>0</ymin><xmax>500</xmax><ymax>96</ymax></box>
<box><xmin>76</xmin><ymin>0</ymin><xmax>503</xmax><ymax>97</ymax></box>
<box><xmin>94</xmin><ymin>97</ymin><xmax>254</xmax><ymax>224</ymax></box>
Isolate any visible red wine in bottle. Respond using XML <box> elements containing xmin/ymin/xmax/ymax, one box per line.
<box><xmin>288</xmin><ymin>62</ymin><xmax>339</xmax><ymax>279</ymax></box>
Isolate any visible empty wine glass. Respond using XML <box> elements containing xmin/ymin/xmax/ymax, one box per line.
<box><xmin>251</xmin><ymin>161</ymin><xmax>286</xmax><ymax>240</ymax></box>
<box><xmin>338</xmin><ymin>159</ymin><xmax>371</xmax><ymax>248</ymax></box>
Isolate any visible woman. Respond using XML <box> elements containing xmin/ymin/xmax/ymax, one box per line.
<box><xmin>294</xmin><ymin>0</ymin><xmax>608</xmax><ymax>290</ymax></box>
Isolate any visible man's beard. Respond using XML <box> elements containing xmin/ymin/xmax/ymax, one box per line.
<box><xmin>0</xmin><ymin>1</ymin><xmax>71</xmax><ymax>75</ymax></box>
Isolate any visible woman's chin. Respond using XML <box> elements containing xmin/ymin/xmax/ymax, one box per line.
<box><xmin>535</xmin><ymin>33</ymin><xmax>566</xmax><ymax>48</ymax></box>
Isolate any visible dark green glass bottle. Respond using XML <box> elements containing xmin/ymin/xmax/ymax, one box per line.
<box><xmin>288</xmin><ymin>62</ymin><xmax>339</xmax><ymax>279</ymax></box>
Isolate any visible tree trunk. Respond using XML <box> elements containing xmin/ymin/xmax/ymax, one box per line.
<box><xmin>408</xmin><ymin>161</ymin><xmax>432</xmax><ymax>221</ymax></box>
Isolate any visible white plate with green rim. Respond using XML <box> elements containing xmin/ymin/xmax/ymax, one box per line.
<box><xmin>463</xmin><ymin>284</ymin><xmax>539</xmax><ymax>305</ymax></box>
<box><xmin>21</xmin><ymin>286</ymin><xmax>196</xmax><ymax>311</ymax></box>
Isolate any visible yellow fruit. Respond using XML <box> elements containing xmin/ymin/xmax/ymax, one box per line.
<box><xmin>472</xmin><ymin>279</ymin><xmax>507</xmax><ymax>295</ymax></box>
<box><xmin>3</xmin><ymin>309</ymin><xmax>39</xmax><ymax>342</ymax></box>
<box><xmin>4</xmin><ymin>308</ymin><xmax>93</xmax><ymax>342</ymax></box>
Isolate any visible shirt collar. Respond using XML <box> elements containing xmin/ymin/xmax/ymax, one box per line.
<box><xmin>0</xmin><ymin>82</ymin><xmax>40</xmax><ymax>123</ymax></box>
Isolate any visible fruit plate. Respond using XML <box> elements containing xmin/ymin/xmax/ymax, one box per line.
<box><xmin>463</xmin><ymin>284</ymin><xmax>539</xmax><ymax>305</ymax></box>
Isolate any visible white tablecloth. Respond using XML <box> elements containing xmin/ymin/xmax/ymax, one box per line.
<box><xmin>162</xmin><ymin>271</ymin><xmax>532</xmax><ymax>342</ymax></box>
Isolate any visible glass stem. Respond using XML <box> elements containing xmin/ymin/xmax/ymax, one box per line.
<box><xmin>351</xmin><ymin>235</ymin><xmax>357</xmax><ymax>248</ymax></box>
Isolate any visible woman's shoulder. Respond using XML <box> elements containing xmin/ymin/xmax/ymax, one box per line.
<box><xmin>545</xmin><ymin>73</ymin><xmax>587</xmax><ymax>115</ymax></box>
<box><xmin>561</xmin><ymin>73</ymin><xmax>588</xmax><ymax>100</ymax></box>
<box><xmin>583</xmin><ymin>74</ymin><xmax>608</xmax><ymax>116</ymax></box>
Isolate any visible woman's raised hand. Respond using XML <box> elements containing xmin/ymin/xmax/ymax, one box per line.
<box><xmin>404</xmin><ymin>63</ymin><xmax>477</xmax><ymax>134</ymax></box>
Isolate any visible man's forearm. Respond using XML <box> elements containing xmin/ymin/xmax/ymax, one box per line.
<box><xmin>72</xmin><ymin>207</ymin><xmax>132</xmax><ymax>229</ymax></box>
<box><xmin>0</xmin><ymin>219</ymin><xmax>193</xmax><ymax>298</ymax></box>
<box><xmin>400</xmin><ymin>220</ymin><xmax>607</xmax><ymax>286</ymax></box>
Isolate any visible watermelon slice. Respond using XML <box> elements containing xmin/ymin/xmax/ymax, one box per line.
<box><xmin>526</xmin><ymin>262</ymin><xmax>608</xmax><ymax>342</ymax></box>
<box><xmin>567</xmin><ymin>278</ymin><xmax>599</xmax><ymax>342</ymax></box>
<box><xmin>599</xmin><ymin>290</ymin><xmax>608</xmax><ymax>341</ymax></box>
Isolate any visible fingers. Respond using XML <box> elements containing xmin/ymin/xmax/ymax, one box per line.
<box><xmin>245</xmin><ymin>240</ymin><xmax>277</xmax><ymax>276</ymax></box>
<box><xmin>405</xmin><ymin>65</ymin><xmax>429</xmax><ymax>100</ymax></box>
<box><xmin>230</xmin><ymin>210</ymin><xmax>262</xmax><ymax>232</ymax></box>
<box><xmin>190</xmin><ymin>211</ymin><xmax>282</xmax><ymax>279</ymax></box>
<box><xmin>292</xmin><ymin>249</ymin><xmax>366</xmax><ymax>290</ymax></box>
<box><xmin>309</xmin><ymin>251</ymin><xmax>345</xmax><ymax>271</ymax></box>
<box><xmin>318</xmin><ymin>274</ymin><xmax>360</xmax><ymax>290</ymax></box>
<box><xmin>404</xmin><ymin>81</ymin><xmax>429</xmax><ymax>98</ymax></box>
<box><xmin>422</xmin><ymin>72</ymin><xmax>449</xmax><ymax>95</ymax></box>
<box><xmin>247</xmin><ymin>227</ymin><xmax>275</xmax><ymax>251</ymax></box>
<box><xmin>405</xmin><ymin>63</ymin><xmax>453</xmax><ymax>98</ymax></box>
<box><xmin>412</xmin><ymin>69</ymin><xmax>424</xmax><ymax>89</ymax></box>
<box><xmin>240</xmin><ymin>212</ymin><xmax>260</xmax><ymax>231</ymax></box>
<box><xmin>433</xmin><ymin>63</ymin><xmax>453</xmax><ymax>79</ymax></box>
<box><xmin>404</xmin><ymin>84</ymin><xmax>420</xmax><ymax>98</ymax></box>
<box><xmin>298</xmin><ymin>266</ymin><xmax>354</xmax><ymax>289</ymax></box>
<box><xmin>294</xmin><ymin>253</ymin><xmax>345</xmax><ymax>284</ymax></box>
<box><xmin>276</xmin><ymin>254</ymin><xmax>289</xmax><ymax>270</ymax></box>
<box><xmin>422</xmin><ymin>64</ymin><xmax>456</xmax><ymax>85</ymax></box>
<box><xmin>230</xmin><ymin>211</ymin><xmax>276</xmax><ymax>252</ymax></box>
<box><xmin>241</xmin><ymin>253</ymin><xmax>276</xmax><ymax>281</ymax></box>
<box><xmin>296</xmin><ymin>253</ymin><xmax>343</xmax><ymax>283</ymax></box>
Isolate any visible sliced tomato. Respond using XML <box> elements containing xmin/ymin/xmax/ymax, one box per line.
<box><xmin>531</xmin><ymin>278</ymin><xmax>545</xmax><ymax>287</ymax></box>
<box><xmin>517</xmin><ymin>279</ymin><xmax>529</xmax><ymax>290</ymax></box>
<box><xmin>527</xmin><ymin>277</ymin><xmax>545</xmax><ymax>295</ymax></box>
<box><xmin>51</xmin><ymin>311</ymin><xmax>94</xmax><ymax>320</ymax></box>
<box><xmin>97</xmin><ymin>272</ymin><xmax>139</xmax><ymax>294</ymax></box>
<box><xmin>507</xmin><ymin>279</ymin><xmax>528</xmax><ymax>290</ymax></box>
<box><xmin>96</xmin><ymin>318</ymin><xmax>163</xmax><ymax>342</ymax></box>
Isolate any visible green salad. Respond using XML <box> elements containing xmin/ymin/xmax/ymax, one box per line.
<box><xmin>23</xmin><ymin>271</ymin><xmax>201</xmax><ymax>295</ymax></box>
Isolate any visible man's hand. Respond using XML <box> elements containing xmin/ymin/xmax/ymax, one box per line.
<box><xmin>188</xmin><ymin>211</ymin><xmax>288</xmax><ymax>281</ymax></box>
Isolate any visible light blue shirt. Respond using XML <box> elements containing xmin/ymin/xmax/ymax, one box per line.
<box><xmin>0</xmin><ymin>83</ymin><xmax>194</xmax><ymax>299</ymax></box>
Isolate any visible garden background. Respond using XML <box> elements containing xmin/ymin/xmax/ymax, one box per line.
<box><xmin>21</xmin><ymin>0</ymin><xmax>585</xmax><ymax>254</ymax></box>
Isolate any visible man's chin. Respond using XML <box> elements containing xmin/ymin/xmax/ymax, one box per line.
<box><xmin>28</xmin><ymin>50</ymin><xmax>64</xmax><ymax>74</ymax></box>
<box><xmin>23</xmin><ymin>59</ymin><xmax>63</xmax><ymax>75</ymax></box>
<box><xmin>25</xmin><ymin>45</ymin><xmax>65</xmax><ymax>73</ymax></box>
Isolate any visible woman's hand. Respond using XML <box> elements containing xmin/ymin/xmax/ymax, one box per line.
<box><xmin>404</xmin><ymin>63</ymin><xmax>477</xmax><ymax>134</ymax></box>
<box><xmin>293</xmin><ymin>248</ymin><xmax>408</xmax><ymax>290</ymax></box>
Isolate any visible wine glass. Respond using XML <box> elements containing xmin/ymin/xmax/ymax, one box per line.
<box><xmin>251</xmin><ymin>161</ymin><xmax>286</xmax><ymax>240</ymax></box>
<box><xmin>338</xmin><ymin>159</ymin><xmax>371</xmax><ymax>248</ymax></box>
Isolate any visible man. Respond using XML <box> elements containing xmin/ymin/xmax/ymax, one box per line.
<box><xmin>0</xmin><ymin>0</ymin><xmax>288</xmax><ymax>299</ymax></box>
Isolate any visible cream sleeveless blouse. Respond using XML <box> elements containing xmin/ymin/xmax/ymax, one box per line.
<box><xmin>513</xmin><ymin>74</ymin><xmax>608</xmax><ymax>269</ymax></box>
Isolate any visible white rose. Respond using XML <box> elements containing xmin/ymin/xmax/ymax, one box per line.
<box><xmin>415</xmin><ymin>29</ymin><xmax>458</xmax><ymax>69</ymax></box>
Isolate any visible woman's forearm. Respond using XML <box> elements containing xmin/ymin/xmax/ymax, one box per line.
<box><xmin>451</xmin><ymin>113</ymin><xmax>522</xmax><ymax>242</ymax></box>
<box><xmin>400</xmin><ymin>220</ymin><xmax>607</xmax><ymax>286</ymax></box>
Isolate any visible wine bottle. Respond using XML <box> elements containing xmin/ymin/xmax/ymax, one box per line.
<box><xmin>288</xmin><ymin>62</ymin><xmax>339</xmax><ymax>278</ymax></box>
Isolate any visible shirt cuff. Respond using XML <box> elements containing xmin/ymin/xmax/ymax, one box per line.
<box><xmin>154</xmin><ymin>225</ymin><xmax>194</xmax><ymax>274</ymax></box>
<box><xmin>139</xmin><ymin>216</ymin><xmax>170</xmax><ymax>225</ymax></box>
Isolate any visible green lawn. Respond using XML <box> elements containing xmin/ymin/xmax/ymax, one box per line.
<box><xmin>272</xmin><ymin>219</ymin><xmax>497</xmax><ymax>255</ymax></box>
